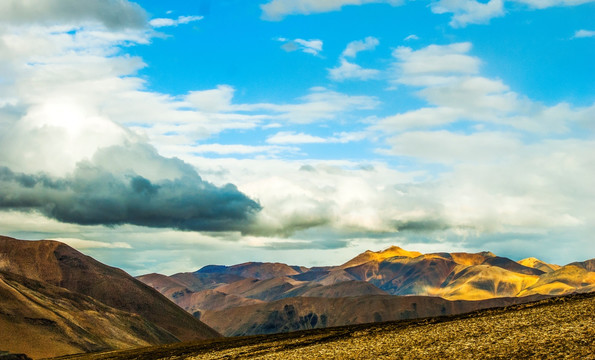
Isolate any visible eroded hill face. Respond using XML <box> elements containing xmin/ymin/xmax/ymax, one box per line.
<box><xmin>0</xmin><ymin>236</ymin><xmax>221</xmax><ymax>359</ymax></box>
<box><xmin>0</xmin><ymin>236</ymin><xmax>219</xmax><ymax>343</ymax></box>
<box><xmin>138</xmin><ymin>245</ymin><xmax>595</xmax><ymax>336</ymax></box>
<box><xmin>0</xmin><ymin>270</ymin><xmax>177</xmax><ymax>359</ymax></box>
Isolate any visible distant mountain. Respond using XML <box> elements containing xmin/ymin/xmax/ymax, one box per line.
<box><xmin>195</xmin><ymin>262</ymin><xmax>303</xmax><ymax>280</ymax></box>
<box><xmin>518</xmin><ymin>257</ymin><xmax>561</xmax><ymax>273</ymax></box>
<box><xmin>138</xmin><ymin>245</ymin><xmax>595</xmax><ymax>337</ymax></box>
<box><xmin>0</xmin><ymin>236</ymin><xmax>220</xmax><ymax>358</ymax></box>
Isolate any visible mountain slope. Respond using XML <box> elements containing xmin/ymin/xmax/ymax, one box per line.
<box><xmin>518</xmin><ymin>264</ymin><xmax>595</xmax><ymax>296</ymax></box>
<box><xmin>57</xmin><ymin>292</ymin><xmax>595</xmax><ymax>360</ymax></box>
<box><xmin>0</xmin><ymin>236</ymin><xmax>220</xmax><ymax>342</ymax></box>
<box><xmin>200</xmin><ymin>293</ymin><xmax>547</xmax><ymax>336</ymax></box>
<box><xmin>340</xmin><ymin>246</ymin><xmax>421</xmax><ymax>268</ymax></box>
<box><xmin>196</xmin><ymin>262</ymin><xmax>302</xmax><ymax>280</ymax></box>
<box><xmin>0</xmin><ymin>270</ymin><xmax>177</xmax><ymax>359</ymax></box>
<box><xmin>518</xmin><ymin>257</ymin><xmax>561</xmax><ymax>273</ymax></box>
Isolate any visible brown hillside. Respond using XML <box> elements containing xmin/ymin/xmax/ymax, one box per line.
<box><xmin>200</xmin><ymin>293</ymin><xmax>546</xmax><ymax>336</ymax></box>
<box><xmin>299</xmin><ymin>280</ymin><xmax>388</xmax><ymax>298</ymax></box>
<box><xmin>196</xmin><ymin>262</ymin><xmax>301</xmax><ymax>280</ymax></box>
<box><xmin>0</xmin><ymin>236</ymin><xmax>220</xmax><ymax>342</ymax></box>
<box><xmin>0</xmin><ymin>270</ymin><xmax>177</xmax><ymax>359</ymax></box>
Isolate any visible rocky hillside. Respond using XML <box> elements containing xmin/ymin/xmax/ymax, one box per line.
<box><xmin>0</xmin><ymin>236</ymin><xmax>220</xmax><ymax>359</ymax></box>
<box><xmin>57</xmin><ymin>292</ymin><xmax>595</xmax><ymax>360</ymax></box>
<box><xmin>0</xmin><ymin>270</ymin><xmax>176</xmax><ymax>359</ymax></box>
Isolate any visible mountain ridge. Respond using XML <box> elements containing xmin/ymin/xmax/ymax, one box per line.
<box><xmin>138</xmin><ymin>245</ymin><xmax>594</xmax><ymax>337</ymax></box>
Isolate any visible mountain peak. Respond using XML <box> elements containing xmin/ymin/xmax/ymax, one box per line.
<box><xmin>518</xmin><ymin>257</ymin><xmax>561</xmax><ymax>273</ymax></box>
<box><xmin>478</xmin><ymin>251</ymin><xmax>496</xmax><ymax>257</ymax></box>
<box><xmin>341</xmin><ymin>245</ymin><xmax>421</xmax><ymax>268</ymax></box>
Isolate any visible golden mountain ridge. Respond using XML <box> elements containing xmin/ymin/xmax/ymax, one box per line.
<box><xmin>139</xmin><ymin>244</ymin><xmax>595</xmax><ymax>337</ymax></box>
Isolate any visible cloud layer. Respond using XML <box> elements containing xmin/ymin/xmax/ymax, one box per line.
<box><xmin>0</xmin><ymin>144</ymin><xmax>261</xmax><ymax>232</ymax></box>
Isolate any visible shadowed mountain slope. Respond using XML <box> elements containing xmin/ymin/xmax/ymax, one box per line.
<box><xmin>199</xmin><ymin>293</ymin><xmax>547</xmax><ymax>336</ymax></box>
<box><xmin>196</xmin><ymin>262</ymin><xmax>302</xmax><ymax>280</ymax></box>
<box><xmin>0</xmin><ymin>236</ymin><xmax>220</xmax><ymax>342</ymax></box>
<box><xmin>0</xmin><ymin>270</ymin><xmax>177</xmax><ymax>359</ymax></box>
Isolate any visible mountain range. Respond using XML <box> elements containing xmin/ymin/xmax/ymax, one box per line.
<box><xmin>137</xmin><ymin>245</ymin><xmax>595</xmax><ymax>336</ymax></box>
<box><xmin>0</xmin><ymin>235</ymin><xmax>593</xmax><ymax>358</ymax></box>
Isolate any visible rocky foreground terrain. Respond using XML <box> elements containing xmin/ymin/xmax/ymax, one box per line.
<box><xmin>57</xmin><ymin>291</ymin><xmax>595</xmax><ymax>360</ymax></box>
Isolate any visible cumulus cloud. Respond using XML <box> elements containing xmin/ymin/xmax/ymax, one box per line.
<box><xmin>237</xmin><ymin>87</ymin><xmax>379</xmax><ymax>124</ymax></box>
<box><xmin>149</xmin><ymin>15</ymin><xmax>203</xmax><ymax>28</ymax></box>
<box><xmin>514</xmin><ymin>0</ymin><xmax>595</xmax><ymax>9</ymax></box>
<box><xmin>0</xmin><ymin>144</ymin><xmax>261</xmax><ymax>232</ymax></box>
<box><xmin>329</xmin><ymin>59</ymin><xmax>381</xmax><ymax>81</ymax></box>
<box><xmin>0</xmin><ymin>0</ymin><xmax>147</xmax><ymax>29</ymax></box>
<box><xmin>430</xmin><ymin>0</ymin><xmax>505</xmax><ymax>27</ymax></box>
<box><xmin>378</xmin><ymin>42</ymin><xmax>594</xmax><ymax>134</ymax></box>
<box><xmin>386</xmin><ymin>131</ymin><xmax>522</xmax><ymax>163</ymax></box>
<box><xmin>261</xmin><ymin>0</ymin><xmax>404</xmax><ymax>20</ymax></box>
<box><xmin>277</xmin><ymin>37</ymin><xmax>323</xmax><ymax>56</ymax></box>
<box><xmin>341</xmin><ymin>36</ymin><xmax>379</xmax><ymax>58</ymax></box>
<box><xmin>261</xmin><ymin>0</ymin><xmax>593</xmax><ymax>27</ymax></box>
<box><xmin>329</xmin><ymin>37</ymin><xmax>380</xmax><ymax>81</ymax></box>
<box><xmin>573</xmin><ymin>29</ymin><xmax>595</xmax><ymax>38</ymax></box>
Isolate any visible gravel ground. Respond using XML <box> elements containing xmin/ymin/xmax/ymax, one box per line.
<box><xmin>56</xmin><ymin>292</ymin><xmax>595</xmax><ymax>360</ymax></box>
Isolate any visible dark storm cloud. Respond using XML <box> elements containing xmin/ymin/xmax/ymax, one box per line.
<box><xmin>392</xmin><ymin>219</ymin><xmax>452</xmax><ymax>232</ymax></box>
<box><xmin>0</xmin><ymin>0</ymin><xmax>148</xmax><ymax>29</ymax></box>
<box><xmin>0</xmin><ymin>144</ymin><xmax>261</xmax><ymax>232</ymax></box>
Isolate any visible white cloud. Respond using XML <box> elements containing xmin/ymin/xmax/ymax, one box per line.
<box><xmin>187</xmin><ymin>144</ymin><xmax>297</xmax><ymax>155</ymax></box>
<box><xmin>267</xmin><ymin>132</ymin><xmax>327</xmax><ymax>144</ymax></box>
<box><xmin>329</xmin><ymin>37</ymin><xmax>380</xmax><ymax>81</ymax></box>
<box><xmin>404</xmin><ymin>34</ymin><xmax>419</xmax><ymax>41</ymax></box>
<box><xmin>266</xmin><ymin>131</ymin><xmax>367</xmax><ymax>144</ymax></box>
<box><xmin>573</xmin><ymin>29</ymin><xmax>595</xmax><ymax>38</ymax></box>
<box><xmin>430</xmin><ymin>0</ymin><xmax>505</xmax><ymax>27</ymax></box>
<box><xmin>277</xmin><ymin>37</ymin><xmax>323</xmax><ymax>55</ymax></box>
<box><xmin>186</xmin><ymin>85</ymin><xmax>235</xmax><ymax>113</ymax></box>
<box><xmin>341</xmin><ymin>36</ymin><xmax>379</xmax><ymax>58</ymax></box>
<box><xmin>381</xmin><ymin>42</ymin><xmax>593</xmax><ymax>134</ymax></box>
<box><xmin>392</xmin><ymin>42</ymin><xmax>480</xmax><ymax>86</ymax></box>
<box><xmin>261</xmin><ymin>0</ymin><xmax>404</xmax><ymax>20</ymax></box>
<box><xmin>50</xmin><ymin>238</ymin><xmax>132</xmax><ymax>249</ymax></box>
<box><xmin>149</xmin><ymin>15</ymin><xmax>203</xmax><ymax>28</ymax></box>
<box><xmin>329</xmin><ymin>59</ymin><xmax>381</xmax><ymax>81</ymax></box>
<box><xmin>387</xmin><ymin>130</ymin><xmax>522</xmax><ymax>163</ymax></box>
<box><xmin>261</xmin><ymin>0</ymin><xmax>594</xmax><ymax>28</ymax></box>
<box><xmin>514</xmin><ymin>0</ymin><xmax>595</xmax><ymax>9</ymax></box>
<box><xmin>240</xmin><ymin>88</ymin><xmax>379</xmax><ymax>124</ymax></box>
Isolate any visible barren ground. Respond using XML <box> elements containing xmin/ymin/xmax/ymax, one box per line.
<box><xmin>54</xmin><ymin>292</ymin><xmax>595</xmax><ymax>360</ymax></box>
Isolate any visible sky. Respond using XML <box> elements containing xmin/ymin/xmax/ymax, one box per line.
<box><xmin>0</xmin><ymin>0</ymin><xmax>594</xmax><ymax>275</ymax></box>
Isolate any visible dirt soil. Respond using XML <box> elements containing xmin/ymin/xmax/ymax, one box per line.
<box><xmin>53</xmin><ymin>292</ymin><xmax>595</xmax><ymax>360</ymax></box>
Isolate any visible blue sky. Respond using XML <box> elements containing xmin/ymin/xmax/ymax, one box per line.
<box><xmin>0</xmin><ymin>0</ymin><xmax>594</xmax><ymax>275</ymax></box>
